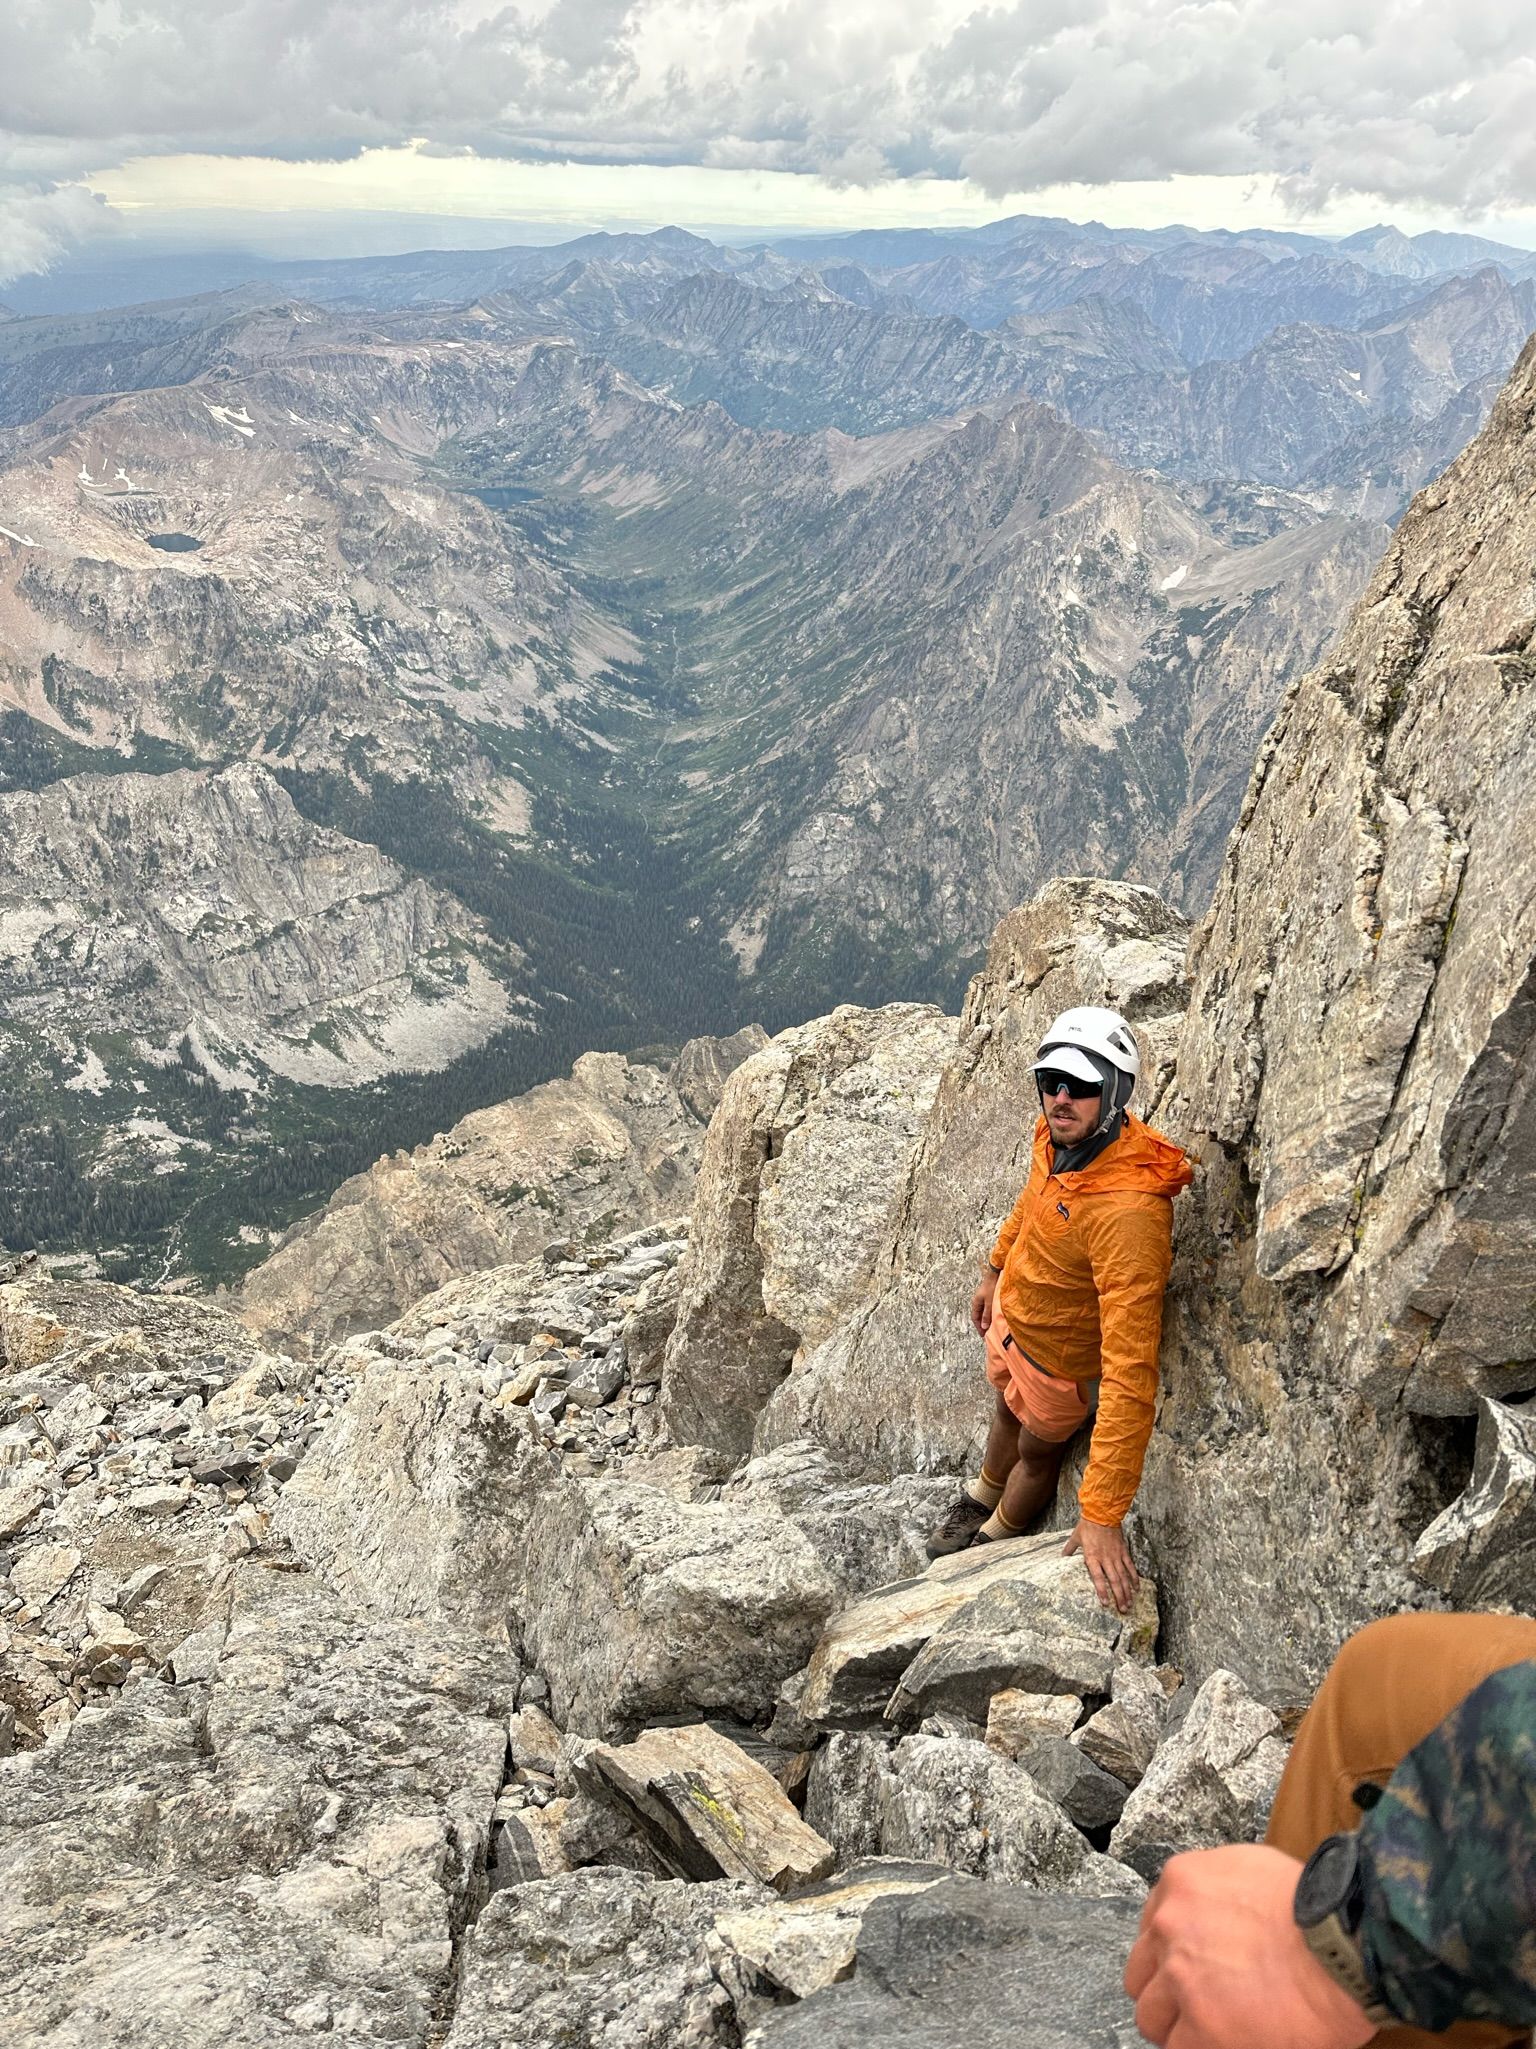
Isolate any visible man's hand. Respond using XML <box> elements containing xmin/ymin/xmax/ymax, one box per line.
<box><xmin>1125</xmin><ymin>1845</ymin><xmax>1377</xmax><ymax>2049</ymax></box>
<box><xmin>1064</xmin><ymin>1516</ymin><xmax>1140</xmax><ymax>1613</ymax></box>
<box><xmin>970</xmin><ymin>1267</ymin><xmax>998</xmax><ymax>1336</ymax></box>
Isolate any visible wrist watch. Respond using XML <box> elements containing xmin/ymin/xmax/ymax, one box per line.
<box><xmin>1293</xmin><ymin>1831</ymin><xmax>1396</xmax><ymax>2026</ymax></box>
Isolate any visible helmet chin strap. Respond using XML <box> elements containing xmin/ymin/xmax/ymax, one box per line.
<box><xmin>1087</xmin><ymin>1054</ymin><xmax>1134</xmax><ymax>1136</ymax></box>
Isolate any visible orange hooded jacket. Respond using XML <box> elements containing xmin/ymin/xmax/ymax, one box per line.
<box><xmin>989</xmin><ymin>1110</ymin><xmax>1193</xmax><ymax>1529</ymax></box>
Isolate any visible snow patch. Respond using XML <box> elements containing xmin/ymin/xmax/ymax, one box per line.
<box><xmin>204</xmin><ymin>402</ymin><xmax>255</xmax><ymax>439</ymax></box>
<box><xmin>0</xmin><ymin>522</ymin><xmax>36</xmax><ymax>548</ymax></box>
<box><xmin>1159</xmin><ymin>564</ymin><xmax>1190</xmax><ymax>592</ymax></box>
<box><xmin>63</xmin><ymin>1047</ymin><xmax>110</xmax><ymax>1094</ymax></box>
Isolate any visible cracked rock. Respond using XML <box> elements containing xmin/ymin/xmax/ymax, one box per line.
<box><xmin>1410</xmin><ymin>1396</ymin><xmax>1536</xmax><ymax>1605</ymax></box>
<box><xmin>751</xmin><ymin>1874</ymin><xmax>1143</xmax><ymax>2049</ymax></box>
<box><xmin>446</xmin><ymin>1867</ymin><xmax>759</xmax><ymax>2049</ymax></box>
<box><xmin>796</xmin><ymin>1531</ymin><xmax>1155</xmax><ymax>1729</ymax></box>
<box><xmin>576</xmin><ymin>1722</ymin><xmax>835</xmax><ymax>1891</ymax></box>
<box><xmin>881</xmin><ymin>1736</ymin><xmax>1144</xmax><ymax>1899</ymax></box>
<box><xmin>1015</xmin><ymin>1733</ymin><xmax>1129</xmax><ymax>1831</ymax></box>
<box><xmin>1109</xmin><ymin>1669</ymin><xmax>1288</xmax><ymax>1880</ymax></box>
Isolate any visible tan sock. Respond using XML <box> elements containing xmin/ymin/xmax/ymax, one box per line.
<box><xmin>977</xmin><ymin>1502</ymin><xmax>1025</xmax><ymax>1542</ymax></box>
<box><xmin>967</xmin><ymin>1466</ymin><xmax>1006</xmax><ymax>1511</ymax></box>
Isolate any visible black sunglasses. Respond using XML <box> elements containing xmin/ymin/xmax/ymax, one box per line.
<box><xmin>1036</xmin><ymin>1068</ymin><xmax>1102</xmax><ymax>1100</ymax></box>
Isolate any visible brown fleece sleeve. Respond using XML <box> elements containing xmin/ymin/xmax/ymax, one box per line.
<box><xmin>1076</xmin><ymin>1198</ymin><xmax>1174</xmax><ymax>1527</ymax></box>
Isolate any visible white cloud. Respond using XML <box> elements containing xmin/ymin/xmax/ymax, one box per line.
<box><xmin>0</xmin><ymin>185</ymin><xmax>115</xmax><ymax>287</ymax></box>
<box><xmin>3</xmin><ymin>0</ymin><xmax>1536</xmax><ymax>233</ymax></box>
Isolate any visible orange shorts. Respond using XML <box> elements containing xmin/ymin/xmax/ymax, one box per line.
<box><xmin>984</xmin><ymin>1310</ymin><xmax>1096</xmax><ymax>1443</ymax></box>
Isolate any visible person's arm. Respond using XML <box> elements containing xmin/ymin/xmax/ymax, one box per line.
<box><xmin>1354</xmin><ymin>1657</ymin><xmax>1536</xmax><ymax>2031</ymax></box>
<box><xmin>1074</xmin><ymin>1199</ymin><xmax>1173</xmax><ymax>1527</ymax></box>
<box><xmin>1124</xmin><ymin>1659</ymin><xmax>1536</xmax><ymax>2049</ymax></box>
<box><xmin>970</xmin><ymin>1255</ymin><xmax>1000</xmax><ymax>1334</ymax></box>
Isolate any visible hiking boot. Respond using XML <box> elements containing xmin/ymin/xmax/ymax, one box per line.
<box><xmin>925</xmin><ymin>1493</ymin><xmax>990</xmax><ymax>1558</ymax></box>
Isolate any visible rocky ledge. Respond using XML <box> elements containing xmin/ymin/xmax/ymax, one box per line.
<box><xmin>0</xmin><ymin>1211</ymin><xmax>1287</xmax><ymax>2047</ymax></box>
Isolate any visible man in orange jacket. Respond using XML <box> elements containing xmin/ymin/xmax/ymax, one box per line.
<box><xmin>926</xmin><ymin>1005</ymin><xmax>1193</xmax><ymax>1613</ymax></box>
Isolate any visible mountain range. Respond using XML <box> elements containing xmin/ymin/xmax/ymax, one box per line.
<box><xmin>0</xmin><ymin>209</ymin><xmax>1530</xmax><ymax>1282</ymax></box>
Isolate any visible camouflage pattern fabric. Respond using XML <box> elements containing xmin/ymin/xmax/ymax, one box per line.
<box><xmin>1359</xmin><ymin>1660</ymin><xmax>1536</xmax><ymax>2031</ymax></box>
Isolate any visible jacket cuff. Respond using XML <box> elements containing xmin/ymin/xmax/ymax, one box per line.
<box><xmin>1076</xmin><ymin>1504</ymin><xmax>1124</xmax><ymax>1529</ymax></box>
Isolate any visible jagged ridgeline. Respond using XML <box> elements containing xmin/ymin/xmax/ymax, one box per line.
<box><xmin>0</xmin><ymin>218</ymin><xmax>1529</xmax><ymax>1283</ymax></box>
<box><xmin>2</xmin><ymin>330</ymin><xmax>1535</xmax><ymax>2044</ymax></box>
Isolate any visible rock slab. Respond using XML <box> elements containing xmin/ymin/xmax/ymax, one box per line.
<box><xmin>1110</xmin><ymin>1668</ymin><xmax>1288</xmax><ymax>1880</ymax></box>
<box><xmin>578</xmin><ymin>1722</ymin><xmax>835</xmax><ymax>1891</ymax></box>
<box><xmin>751</xmin><ymin>1874</ymin><xmax>1143</xmax><ymax>2048</ymax></box>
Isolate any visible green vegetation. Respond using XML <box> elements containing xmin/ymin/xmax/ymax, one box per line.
<box><xmin>0</xmin><ymin>709</ymin><xmax>200</xmax><ymax>793</ymax></box>
<box><xmin>0</xmin><ymin>450</ymin><xmax>982</xmax><ymax>1290</ymax></box>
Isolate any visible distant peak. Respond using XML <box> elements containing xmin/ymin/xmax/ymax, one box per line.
<box><xmin>1340</xmin><ymin>224</ymin><xmax>1412</xmax><ymax>250</ymax></box>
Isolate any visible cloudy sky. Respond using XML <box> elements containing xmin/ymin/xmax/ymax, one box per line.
<box><xmin>4</xmin><ymin>0</ymin><xmax>1536</xmax><ymax>278</ymax></box>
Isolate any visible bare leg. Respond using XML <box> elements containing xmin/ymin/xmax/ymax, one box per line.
<box><xmin>981</xmin><ymin>1389</ymin><xmax>1022</xmax><ymax>1488</ymax></box>
<box><xmin>997</xmin><ymin>1423</ymin><xmax>1069</xmax><ymax>1534</ymax></box>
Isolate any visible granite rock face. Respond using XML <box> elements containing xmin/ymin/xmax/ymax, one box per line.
<box><xmin>0</xmin><ymin>759</ymin><xmax>521</xmax><ymax>1106</ymax></box>
<box><xmin>756</xmin><ymin>880</ymin><xmax>1190</xmax><ymax>1476</ymax></box>
<box><xmin>753</xmin><ymin>1874</ymin><xmax>1143</xmax><ymax>2049</ymax></box>
<box><xmin>0</xmin><ymin>1561</ymin><xmax>516</xmax><ymax>2047</ymax></box>
<box><xmin>1410</xmin><ymin>1396</ymin><xmax>1536</xmax><ymax>1606</ymax></box>
<box><xmin>241</xmin><ymin>1028</ymin><xmax>764</xmax><ymax>1354</ymax></box>
<box><xmin>1144</xmin><ymin>331</ymin><xmax>1536</xmax><ymax>1695</ymax></box>
<box><xmin>661</xmin><ymin>1003</ymin><xmax>958</xmax><ymax>1457</ymax></box>
<box><xmin>446</xmin><ymin>1867</ymin><xmax>758</xmax><ymax>2049</ymax></box>
<box><xmin>1109</xmin><ymin>1669</ymin><xmax>1288</xmax><ymax>1881</ymax></box>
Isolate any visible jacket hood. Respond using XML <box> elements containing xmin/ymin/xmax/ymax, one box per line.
<box><xmin>1032</xmin><ymin>1111</ymin><xmax>1194</xmax><ymax>1198</ymax></box>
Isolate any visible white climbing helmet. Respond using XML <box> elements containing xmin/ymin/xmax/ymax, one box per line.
<box><xmin>1033</xmin><ymin>1006</ymin><xmax>1141</xmax><ymax>1093</ymax></box>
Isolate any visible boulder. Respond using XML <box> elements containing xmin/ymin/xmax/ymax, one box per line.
<box><xmin>0</xmin><ymin>1562</ymin><xmax>515</xmax><ymax>2047</ymax></box>
<box><xmin>711</xmin><ymin>1860</ymin><xmax>951</xmax><ymax>2000</ymax></box>
<box><xmin>725</xmin><ymin>1440</ymin><xmax>956</xmax><ymax>1603</ymax></box>
<box><xmin>661</xmin><ymin>1004</ymin><xmax>958</xmax><ymax>1457</ymax></box>
<box><xmin>804</xmin><ymin>1731</ymin><xmax>896</xmax><ymax>1867</ymax></box>
<box><xmin>881</xmin><ymin>1735</ymin><xmax>1144</xmax><ymax>1899</ymax></box>
<box><xmin>489</xmin><ymin>1801</ymin><xmax>573</xmax><ymax>1888</ymax></box>
<box><xmin>621</xmin><ymin>1263</ymin><xmax>684</xmax><ymax>1386</ymax></box>
<box><xmin>751</xmin><ymin>1875</ymin><xmax>1143</xmax><ymax>2049</ymax></box>
<box><xmin>985</xmin><ymin>1689</ymin><xmax>1084</xmax><ymax>1757</ymax></box>
<box><xmin>756</xmin><ymin>880</ymin><xmax>1189</xmax><ymax>1475</ymax></box>
<box><xmin>799</xmin><ymin>1533</ymin><xmax>1152</xmax><ymax>1726</ymax></box>
<box><xmin>520</xmin><ymin>1475</ymin><xmax>839</xmax><ymax>1736</ymax></box>
<box><xmin>508</xmin><ymin>1703</ymin><xmax>564</xmax><ymax>1777</ymax></box>
<box><xmin>1109</xmin><ymin>1669</ymin><xmax>1288</xmax><ymax>1880</ymax></box>
<box><xmin>1072</xmin><ymin>1662</ymin><xmax>1177</xmax><ymax>1787</ymax></box>
<box><xmin>446</xmin><ymin>1868</ymin><xmax>758</xmax><ymax>2049</ymax></box>
<box><xmin>889</xmin><ymin>1567</ymin><xmax>1158</xmax><ymax>1726</ymax></box>
<box><xmin>273</xmin><ymin>1358</ymin><xmax>555</xmax><ymax>1637</ymax></box>
<box><xmin>1014</xmin><ymin>1734</ymin><xmax>1129</xmax><ymax>1831</ymax></box>
<box><xmin>1410</xmin><ymin>1396</ymin><xmax>1536</xmax><ymax>1605</ymax></box>
<box><xmin>575</xmin><ymin>1723</ymin><xmax>835</xmax><ymax>1891</ymax></box>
